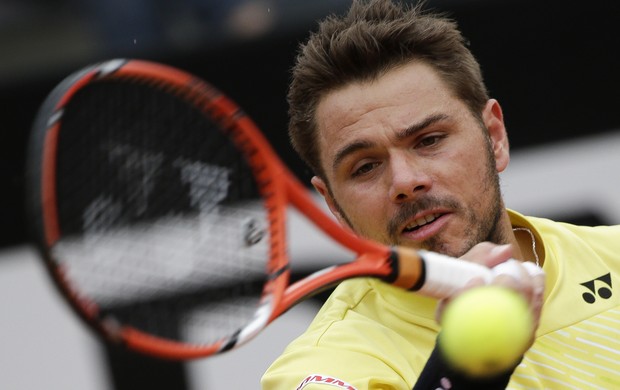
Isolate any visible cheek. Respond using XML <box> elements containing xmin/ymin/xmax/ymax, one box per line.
<box><xmin>336</xmin><ymin>185</ymin><xmax>388</xmax><ymax>233</ymax></box>
<box><xmin>443</xmin><ymin>146</ymin><xmax>494</xmax><ymax>195</ymax></box>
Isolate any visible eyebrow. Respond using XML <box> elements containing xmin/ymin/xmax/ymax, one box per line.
<box><xmin>395</xmin><ymin>113</ymin><xmax>450</xmax><ymax>141</ymax></box>
<box><xmin>331</xmin><ymin>113</ymin><xmax>450</xmax><ymax>171</ymax></box>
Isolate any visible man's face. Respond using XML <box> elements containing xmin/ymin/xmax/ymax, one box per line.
<box><xmin>311</xmin><ymin>61</ymin><xmax>510</xmax><ymax>258</ymax></box>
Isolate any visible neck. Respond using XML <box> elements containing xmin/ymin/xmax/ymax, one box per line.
<box><xmin>512</xmin><ymin>227</ymin><xmax>540</xmax><ymax>266</ymax></box>
<box><xmin>496</xmin><ymin>210</ymin><xmax>525</xmax><ymax>261</ymax></box>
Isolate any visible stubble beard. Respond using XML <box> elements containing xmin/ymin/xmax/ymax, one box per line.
<box><xmin>328</xmin><ymin>132</ymin><xmax>506</xmax><ymax>258</ymax></box>
<box><xmin>395</xmin><ymin>133</ymin><xmax>506</xmax><ymax>257</ymax></box>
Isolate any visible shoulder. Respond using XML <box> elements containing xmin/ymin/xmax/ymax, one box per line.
<box><xmin>511</xmin><ymin>209</ymin><xmax>620</xmax><ymax>255</ymax></box>
<box><xmin>529</xmin><ymin>215</ymin><xmax>620</xmax><ymax>254</ymax></box>
<box><xmin>293</xmin><ymin>277</ymin><xmax>438</xmax><ymax>350</ymax></box>
<box><xmin>261</xmin><ymin>278</ymin><xmax>438</xmax><ymax>389</ymax></box>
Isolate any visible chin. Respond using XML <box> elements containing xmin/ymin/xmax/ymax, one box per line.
<box><xmin>423</xmin><ymin>238</ymin><xmax>472</xmax><ymax>258</ymax></box>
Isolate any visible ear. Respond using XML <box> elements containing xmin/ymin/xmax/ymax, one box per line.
<box><xmin>311</xmin><ymin>175</ymin><xmax>349</xmax><ymax>227</ymax></box>
<box><xmin>482</xmin><ymin>99</ymin><xmax>510</xmax><ymax>173</ymax></box>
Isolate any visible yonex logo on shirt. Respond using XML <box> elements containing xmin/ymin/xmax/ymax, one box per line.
<box><xmin>580</xmin><ymin>272</ymin><xmax>612</xmax><ymax>303</ymax></box>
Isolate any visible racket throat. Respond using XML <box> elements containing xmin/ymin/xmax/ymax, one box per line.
<box><xmin>386</xmin><ymin>247</ymin><xmax>426</xmax><ymax>291</ymax></box>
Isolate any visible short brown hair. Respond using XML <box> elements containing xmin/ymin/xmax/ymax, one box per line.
<box><xmin>288</xmin><ymin>0</ymin><xmax>489</xmax><ymax>178</ymax></box>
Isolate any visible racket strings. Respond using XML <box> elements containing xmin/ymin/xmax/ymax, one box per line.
<box><xmin>51</xmin><ymin>79</ymin><xmax>272</xmax><ymax>345</ymax></box>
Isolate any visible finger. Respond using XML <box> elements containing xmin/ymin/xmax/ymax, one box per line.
<box><xmin>491</xmin><ymin>259</ymin><xmax>526</xmax><ymax>280</ymax></box>
<box><xmin>460</xmin><ymin>242</ymin><xmax>514</xmax><ymax>268</ymax></box>
<box><xmin>491</xmin><ymin>260</ymin><xmax>534</xmax><ymax>303</ymax></box>
<box><xmin>491</xmin><ymin>260</ymin><xmax>546</xmax><ymax>348</ymax></box>
<box><xmin>522</xmin><ymin>263</ymin><xmax>546</xmax><ymax>329</ymax></box>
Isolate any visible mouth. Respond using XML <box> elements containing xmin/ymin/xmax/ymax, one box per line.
<box><xmin>403</xmin><ymin>213</ymin><xmax>442</xmax><ymax>232</ymax></box>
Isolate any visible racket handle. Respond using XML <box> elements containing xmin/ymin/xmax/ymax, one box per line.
<box><xmin>394</xmin><ymin>248</ymin><xmax>493</xmax><ymax>298</ymax></box>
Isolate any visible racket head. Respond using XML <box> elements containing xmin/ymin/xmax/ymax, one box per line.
<box><xmin>26</xmin><ymin>59</ymin><xmax>291</xmax><ymax>359</ymax></box>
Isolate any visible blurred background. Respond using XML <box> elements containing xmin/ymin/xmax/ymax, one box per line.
<box><xmin>1</xmin><ymin>0</ymin><xmax>619</xmax><ymax>388</ymax></box>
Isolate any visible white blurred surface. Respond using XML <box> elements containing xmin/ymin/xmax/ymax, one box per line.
<box><xmin>502</xmin><ymin>130</ymin><xmax>620</xmax><ymax>224</ymax></box>
<box><xmin>0</xmin><ymin>246</ymin><xmax>110</xmax><ymax>390</ymax></box>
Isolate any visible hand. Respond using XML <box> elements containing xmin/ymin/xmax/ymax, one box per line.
<box><xmin>436</xmin><ymin>242</ymin><xmax>545</xmax><ymax>348</ymax></box>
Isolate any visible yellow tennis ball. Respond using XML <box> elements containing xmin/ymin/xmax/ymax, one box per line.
<box><xmin>439</xmin><ymin>285</ymin><xmax>533</xmax><ymax>377</ymax></box>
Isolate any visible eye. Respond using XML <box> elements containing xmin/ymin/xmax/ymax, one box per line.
<box><xmin>417</xmin><ymin>134</ymin><xmax>445</xmax><ymax>148</ymax></box>
<box><xmin>351</xmin><ymin>161</ymin><xmax>379</xmax><ymax>178</ymax></box>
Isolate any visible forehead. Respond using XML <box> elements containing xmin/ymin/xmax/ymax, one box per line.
<box><xmin>314</xmin><ymin>62</ymin><xmax>461</xmax><ymax>161</ymax></box>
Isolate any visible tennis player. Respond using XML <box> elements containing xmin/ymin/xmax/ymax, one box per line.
<box><xmin>261</xmin><ymin>0</ymin><xmax>620</xmax><ymax>389</ymax></box>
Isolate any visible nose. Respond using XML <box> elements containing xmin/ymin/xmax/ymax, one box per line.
<box><xmin>387</xmin><ymin>154</ymin><xmax>432</xmax><ymax>203</ymax></box>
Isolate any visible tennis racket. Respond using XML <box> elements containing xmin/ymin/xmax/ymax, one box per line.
<box><xmin>26</xmin><ymin>59</ymin><xmax>495</xmax><ymax>360</ymax></box>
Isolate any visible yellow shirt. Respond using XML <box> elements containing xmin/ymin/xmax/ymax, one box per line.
<box><xmin>262</xmin><ymin>210</ymin><xmax>620</xmax><ymax>389</ymax></box>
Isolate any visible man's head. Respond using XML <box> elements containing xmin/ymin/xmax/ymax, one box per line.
<box><xmin>288</xmin><ymin>0</ymin><xmax>489</xmax><ymax>179</ymax></box>
<box><xmin>288</xmin><ymin>0</ymin><xmax>512</xmax><ymax>256</ymax></box>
